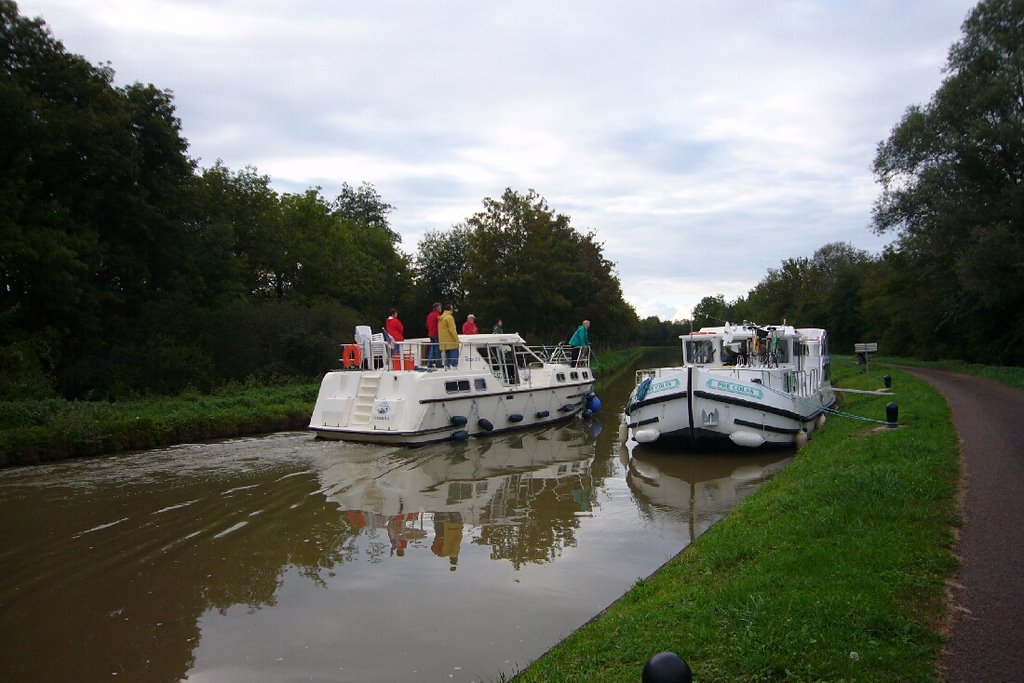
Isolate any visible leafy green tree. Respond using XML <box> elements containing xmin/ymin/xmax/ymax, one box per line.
<box><xmin>805</xmin><ymin>242</ymin><xmax>872</xmax><ymax>351</ymax></box>
<box><xmin>872</xmin><ymin>0</ymin><xmax>1024</xmax><ymax>362</ymax></box>
<box><xmin>742</xmin><ymin>257</ymin><xmax>812</xmax><ymax>325</ymax></box>
<box><xmin>1</xmin><ymin>2</ymin><xmax>199</xmax><ymax>396</ymax></box>
<box><xmin>463</xmin><ymin>188</ymin><xmax>637</xmax><ymax>344</ymax></box>
<box><xmin>691</xmin><ymin>294</ymin><xmax>732</xmax><ymax>328</ymax></box>
<box><xmin>332</xmin><ymin>182</ymin><xmax>399</xmax><ymax>246</ymax></box>
<box><xmin>415</xmin><ymin>224</ymin><xmax>471</xmax><ymax>310</ymax></box>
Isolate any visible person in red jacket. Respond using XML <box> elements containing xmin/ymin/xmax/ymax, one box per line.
<box><xmin>462</xmin><ymin>314</ymin><xmax>478</xmax><ymax>335</ymax></box>
<box><xmin>385</xmin><ymin>308</ymin><xmax>404</xmax><ymax>356</ymax></box>
<box><xmin>425</xmin><ymin>303</ymin><xmax>441</xmax><ymax>367</ymax></box>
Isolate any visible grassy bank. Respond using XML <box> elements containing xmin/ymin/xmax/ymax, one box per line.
<box><xmin>511</xmin><ymin>361</ymin><xmax>960</xmax><ymax>682</ymax></box>
<box><xmin>592</xmin><ymin>346</ymin><xmax>647</xmax><ymax>381</ymax></box>
<box><xmin>0</xmin><ymin>383</ymin><xmax>318</xmax><ymax>467</ymax></box>
<box><xmin>0</xmin><ymin>348</ymin><xmax>642</xmax><ymax>468</ymax></box>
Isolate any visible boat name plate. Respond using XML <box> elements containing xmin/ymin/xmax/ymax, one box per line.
<box><xmin>705</xmin><ymin>378</ymin><xmax>764</xmax><ymax>400</ymax></box>
<box><xmin>647</xmin><ymin>377</ymin><xmax>681</xmax><ymax>394</ymax></box>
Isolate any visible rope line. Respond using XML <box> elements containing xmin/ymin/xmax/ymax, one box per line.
<box><xmin>759</xmin><ymin>380</ymin><xmax>893</xmax><ymax>426</ymax></box>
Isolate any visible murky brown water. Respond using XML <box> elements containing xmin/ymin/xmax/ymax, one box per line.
<box><xmin>0</xmin><ymin>360</ymin><xmax>792</xmax><ymax>682</ymax></box>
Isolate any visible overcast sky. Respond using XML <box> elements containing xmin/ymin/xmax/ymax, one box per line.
<box><xmin>18</xmin><ymin>0</ymin><xmax>978</xmax><ymax>321</ymax></box>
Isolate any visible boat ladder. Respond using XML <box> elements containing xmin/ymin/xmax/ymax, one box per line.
<box><xmin>349</xmin><ymin>374</ymin><xmax>381</xmax><ymax>427</ymax></box>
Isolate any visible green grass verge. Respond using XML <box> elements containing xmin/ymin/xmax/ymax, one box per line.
<box><xmin>592</xmin><ymin>347</ymin><xmax>647</xmax><ymax>381</ymax></box>
<box><xmin>510</xmin><ymin>361</ymin><xmax>959</xmax><ymax>682</ymax></box>
<box><xmin>0</xmin><ymin>384</ymin><xmax>319</xmax><ymax>467</ymax></box>
<box><xmin>0</xmin><ymin>348</ymin><xmax>641</xmax><ymax>468</ymax></box>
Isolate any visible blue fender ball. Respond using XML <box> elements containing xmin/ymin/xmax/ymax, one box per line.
<box><xmin>642</xmin><ymin>651</ymin><xmax>692</xmax><ymax>683</ymax></box>
<box><xmin>587</xmin><ymin>395</ymin><xmax>602</xmax><ymax>414</ymax></box>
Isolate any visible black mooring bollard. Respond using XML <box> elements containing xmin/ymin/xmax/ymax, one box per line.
<box><xmin>883</xmin><ymin>374</ymin><xmax>892</xmax><ymax>389</ymax></box>
<box><xmin>642</xmin><ymin>651</ymin><xmax>693</xmax><ymax>683</ymax></box>
<box><xmin>886</xmin><ymin>401</ymin><xmax>898</xmax><ymax>428</ymax></box>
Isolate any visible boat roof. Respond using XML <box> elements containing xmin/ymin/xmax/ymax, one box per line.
<box><xmin>457</xmin><ymin>332</ymin><xmax>526</xmax><ymax>343</ymax></box>
<box><xmin>679</xmin><ymin>323</ymin><xmax>827</xmax><ymax>340</ymax></box>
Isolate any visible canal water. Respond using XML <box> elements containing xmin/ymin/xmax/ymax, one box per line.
<box><xmin>0</xmin><ymin>354</ymin><xmax>793</xmax><ymax>682</ymax></box>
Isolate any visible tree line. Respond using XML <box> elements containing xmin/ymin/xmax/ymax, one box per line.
<box><xmin>2</xmin><ymin>0</ymin><xmax>1021</xmax><ymax>401</ymax></box>
<box><xmin>0</xmin><ymin>2</ymin><xmax>637</xmax><ymax>399</ymax></box>
<box><xmin>684</xmin><ymin>0</ymin><xmax>1023</xmax><ymax>365</ymax></box>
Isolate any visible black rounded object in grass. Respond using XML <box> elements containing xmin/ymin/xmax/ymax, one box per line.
<box><xmin>642</xmin><ymin>651</ymin><xmax>692</xmax><ymax>683</ymax></box>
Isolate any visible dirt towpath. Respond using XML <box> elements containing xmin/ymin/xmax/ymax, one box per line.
<box><xmin>900</xmin><ymin>368</ymin><xmax>1024</xmax><ymax>682</ymax></box>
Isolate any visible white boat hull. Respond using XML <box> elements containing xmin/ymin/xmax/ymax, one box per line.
<box><xmin>309</xmin><ymin>333</ymin><xmax>597</xmax><ymax>445</ymax></box>
<box><xmin>625</xmin><ymin>324</ymin><xmax>835</xmax><ymax>449</ymax></box>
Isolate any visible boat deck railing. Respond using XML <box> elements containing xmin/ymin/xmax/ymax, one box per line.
<box><xmin>347</xmin><ymin>337</ymin><xmax>591</xmax><ymax>377</ymax></box>
<box><xmin>634</xmin><ymin>365</ymin><xmax>823</xmax><ymax>398</ymax></box>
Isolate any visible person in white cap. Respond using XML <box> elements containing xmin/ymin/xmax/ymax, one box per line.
<box><xmin>461</xmin><ymin>314</ymin><xmax>478</xmax><ymax>334</ymax></box>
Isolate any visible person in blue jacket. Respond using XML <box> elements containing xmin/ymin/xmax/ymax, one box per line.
<box><xmin>568</xmin><ymin>319</ymin><xmax>591</xmax><ymax>366</ymax></box>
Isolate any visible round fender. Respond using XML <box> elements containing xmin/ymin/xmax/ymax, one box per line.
<box><xmin>478</xmin><ymin>418</ymin><xmax>494</xmax><ymax>431</ymax></box>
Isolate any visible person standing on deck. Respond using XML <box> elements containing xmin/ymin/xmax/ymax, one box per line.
<box><xmin>385</xmin><ymin>309</ymin><xmax>404</xmax><ymax>357</ymax></box>
<box><xmin>492</xmin><ymin>319</ymin><xmax>503</xmax><ymax>334</ymax></box>
<box><xmin>425</xmin><ymin>303</ymin><xmax>441</xmax><ymax>367</ymax></box>
<box><xmin>439</xmin><ymin>304</ymin><xmax>459</xmax><ymax>368</ymax></box>
<box><xmin>462</xmin><ymin>314</ymin><xmax>478</xmax><ymax>335</ymax></box>
<box><xmin>568</xmin><ymin>319</ymin><xmax>591</xmax><ymax>367</ymax></box>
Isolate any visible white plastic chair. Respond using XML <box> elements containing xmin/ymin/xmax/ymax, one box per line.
<box><xmin>354</xmin><ymin>325</ymin><xmax>386</xmax><ymax>369</ymax></box>
<box><xmin>367</xmin><ymin>333</ymin><xmax>388</xmax><ymax>369</ymax></box>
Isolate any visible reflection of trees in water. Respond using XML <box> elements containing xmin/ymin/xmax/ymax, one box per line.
<box><xmin>0</xmin><ymin>461</ymin><xmax>365</xmax><ymax>683</ymax></box>
<box><xmin>199</xmin><ymin>475</ymin><xmax>365</xmax><ymax>613</ymax></box>
<box><xmin>476</xmin><ymin>472</ymin><xmax>592</xmax><ymax>569</ymax></box>
<box><xmin>1</xmin><ymin>422</ymin><xmax>610</xmax><ymax>681</ymax></box>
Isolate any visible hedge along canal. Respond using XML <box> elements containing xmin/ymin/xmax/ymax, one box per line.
<box><xmin>512</xmin><ymin>362</ymin><xmax>959</xmax><ymax>682</ymax></box>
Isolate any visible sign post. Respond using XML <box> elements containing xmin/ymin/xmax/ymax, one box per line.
<box><xmin>854</xmin><ymin>342</ymin><xmax>878</xmax><ymax>373</ymax></box>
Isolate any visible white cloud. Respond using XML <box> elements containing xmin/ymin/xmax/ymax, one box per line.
<box><xmin>18</xmin><ymin>0</ymin><xmax>977</xmax><ymax>320</ymax></box>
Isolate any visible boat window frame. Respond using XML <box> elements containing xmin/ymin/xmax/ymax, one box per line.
<box><xmin>685</xmin><ymin>338</ymin><xmax>717</xmax><ymax>365</ymax></box>
<box><xmin>444</xmin><ymin>379</ymin><xmax>471</xmax><ymax>394</ymax></box>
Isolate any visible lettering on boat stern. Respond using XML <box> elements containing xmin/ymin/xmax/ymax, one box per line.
<box><xmin>648</xmin><ymin>377</ymin><xmax>681</xmax><ymax>394</ymax></box>
<box><xmin>705</xmin><ymin>378</ymin><xmax>764</xmax><ymax>400</ymax></box>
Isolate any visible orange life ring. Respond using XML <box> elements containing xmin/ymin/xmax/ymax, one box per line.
<box><xmin>342</xmin><ymin>343</ymin><xmax>362</xmax><ymax>369</ymax></box>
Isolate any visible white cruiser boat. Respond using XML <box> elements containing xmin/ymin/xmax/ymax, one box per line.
<box><xmin>309</xmin><ymin>326</ymin><xmax>598</xmax><ymax>445</ymax></box>
<box><xmin>625</xmin><ymin>322</ymin><xmax>835</xmax><ymax>448</ymax></box>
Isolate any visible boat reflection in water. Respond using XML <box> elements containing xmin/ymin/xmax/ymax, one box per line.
<box><xmin>317</xmin><ymin>422</ymin><xmax>596</xmax><ymax>569</ymax></box>
<box><xmin>625</xmin><ymin>443</ymin><xmax>793</xmax><ymax>543</ymax></box>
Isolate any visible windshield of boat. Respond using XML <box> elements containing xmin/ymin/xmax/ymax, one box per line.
<box><xmin>685</xmin><ymin>339</ymin><xmax>717</xmax><ymax>364</ymax></box>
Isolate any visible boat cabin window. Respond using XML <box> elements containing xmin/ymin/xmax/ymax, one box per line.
<box><xmin>772</xmin><ymin>339</ymin><xmax>791</xmax><ymax>364</ymax></box>
<box><xmin>570</xmin><ymin>371</ymin><xmax>579</xmax><ymax>380</ymax></box>
<box><xmin>582</xmin><ymin>371</ymin><xmax>589</xmax><ymax>379</ymax></box>
<box><xmin>556</xmin><ymin>372</ymin><xmax>566</xmax><ymax>382</ymax></box>
<box><xmin>445</xmin><ymin>380</ymin><xmax>471</xmax><ymax>393</ymax></box>
<box><xmin>685</xmin><ymin>339</ymin><xmax>716</xmax><ymax>364</ymax></box>
<box><xmin>474</xmin><ymin>378</ymin><xmax>487</xmax><ymax>391</ymax></box>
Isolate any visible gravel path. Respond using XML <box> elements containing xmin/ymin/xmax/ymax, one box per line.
<box><xmin>901</xmin><ymin>368</ymin><xmax>1024</xmax><ymax>683</ymax></box>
